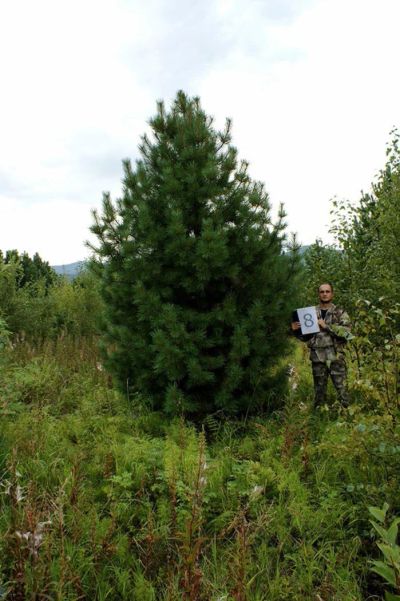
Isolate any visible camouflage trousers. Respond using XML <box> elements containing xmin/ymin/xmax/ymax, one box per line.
<box><xmin>311</xmin><ymin>357</ymin><xmax>349</xmax><ymax>407</ymax></box>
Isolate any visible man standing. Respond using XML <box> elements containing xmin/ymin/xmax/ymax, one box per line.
<box><xmin>291</xmin><ymin>283</ymin><xmax>351</xmax><ymax>407</ymax></box>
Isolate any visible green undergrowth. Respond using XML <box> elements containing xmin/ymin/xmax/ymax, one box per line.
<box><xmin>0</xmin><ymin>339</ymin><xmax>399</xmax><ymax>600</ymax></box>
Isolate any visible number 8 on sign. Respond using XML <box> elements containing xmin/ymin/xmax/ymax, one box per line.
<box><xmin>303</xmin><ymin>313</ymin><xmax>314</xmax><ymax>328</ymax></box>
<box><xmin>296</xmin><ymin>306</ymin><xmax>319</xmax><ymax>335</ymax></box>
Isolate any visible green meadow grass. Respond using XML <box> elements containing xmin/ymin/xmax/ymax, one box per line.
<box><xmin>0</xmin><ymin>339</ymin><xmax>399</xmax><ymax>600</ymax></box>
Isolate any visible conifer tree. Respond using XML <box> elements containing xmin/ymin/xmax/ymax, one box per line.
<box><xmin>4</xmin><ymin>250</ymin><xmax>57</xmax><ymax>289</ymax></box>
<box><xmin>89</xmin><ymin>92</ymin><xmax>300</xmax><ymax>415</ymax></box>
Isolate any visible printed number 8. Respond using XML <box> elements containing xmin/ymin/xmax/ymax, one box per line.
<box><xmin>304</xmin><ymin>313</ymin><xmax>314</xmax><ymax>327</ymax></box>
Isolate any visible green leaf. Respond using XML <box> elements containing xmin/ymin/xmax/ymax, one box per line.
<box><xmin>385</xmin><ymin>592</ymin><xmax>400</xmax><ymax>601</ymax></box>
<box><xmin>369</xmin><ymin>504</ymin><xmax>389</xmax><ymax>524</ymax></box>
<box><xmin>371</xmin><ymin>561</ymin><xmax>396</xmax><ymax>586</ymax></box>
<box><xmin>387</xmin><ymin>518</ymin><xmax>400</xmax><ymax>546</ymax></box>
<box><xmin>371</xmin><ymin>520</ymin><xmax>390</xmax><ymax>541</ymax></box>
<box><xmin>377</xmin><ymin>542</ymin><xmax>400</xmax><ymax>565</ymax></box>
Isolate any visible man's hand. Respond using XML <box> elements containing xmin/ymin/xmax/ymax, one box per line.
<box><xmin>291</xmin><ymin>321</ymin><xmax>301</xmax><ymax>331</ymax></box>
<box><xmin>318</xmin><ymin>319</ymin><xmax>327</xmax><ymax>329</ymax></box>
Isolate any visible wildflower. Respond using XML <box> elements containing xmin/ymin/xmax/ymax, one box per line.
<box><xmin>15</xmin><ymin>485</ymin><xmax>24</xmax><ymax>503</ymax></box>
<box><xmin>1</xmin><ymin>481</ymin><xmax>25</xmax><ymax>503</ymax></box>
<box><xmin>251</xmin><ymin>485</ymin><xmax>264</xmax><ymax>496</ymax></box>
<box><xmin>287</xmin><ymin>364</ymin><xmax>299</xmax><ymax>390</ymax></box>
<box><xmin>15</xmin><ymin>520</ymin><xmax>52</xmax><ymax>558</ymax></box>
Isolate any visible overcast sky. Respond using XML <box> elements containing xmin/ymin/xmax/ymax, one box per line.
<box><xmin>1</xmin><ymin>0</ymin><xmax>399</xmax><ymax>265</ymax></box>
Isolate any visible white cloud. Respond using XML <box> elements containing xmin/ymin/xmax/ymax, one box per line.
<box><xmin>0</xmin><ymin>196</ymin><xmax>94</xmax><ymax>264</ymax></box>
<box><xmin>0</xmin><ymin>0</ymin><xmax>399</xmax><ymax>262</ymax></box>
<box><xmin>198</xmin><ymin>0</ymin><xmax>400</xmax><ymax>244</ymax></box>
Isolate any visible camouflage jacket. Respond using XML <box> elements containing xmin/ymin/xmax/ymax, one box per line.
<box><xmin>300</xmin><ymin>304</ymin><xmax>352</xmax><ymax>363</ymax></box>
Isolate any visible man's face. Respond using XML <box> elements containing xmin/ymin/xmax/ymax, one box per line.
<box><xmin>318</xmin><ymin>284</ymin><xmax>333</xmax><ymax>304</ymax></box>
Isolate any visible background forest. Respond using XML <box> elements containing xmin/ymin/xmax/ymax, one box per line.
<box><xmin>0</xmin><ymin>97</ymin><xmax>399</xmax><ymax>600</ymax></box>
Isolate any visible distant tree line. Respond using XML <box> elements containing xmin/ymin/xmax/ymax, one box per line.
<box><xmin>0</xmin><ymin>250</ymin><xmax>102</xmax><ymax>340</ymax></box>
<box><xmin>0</xmin><ymin>249</ymin><xmax>57</xmax><ymax>289</ymax></box>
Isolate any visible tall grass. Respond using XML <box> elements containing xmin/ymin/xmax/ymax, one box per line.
<box><xmin>0</xmin><ymin>337</ymin><xmax>399</xmax><ymax>599</ymax></box>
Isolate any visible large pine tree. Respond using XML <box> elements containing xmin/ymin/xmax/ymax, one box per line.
<box><xmin>89</xmin><ymin>92</ymin><xmax>300</xmax><ymax>415</ymax></box>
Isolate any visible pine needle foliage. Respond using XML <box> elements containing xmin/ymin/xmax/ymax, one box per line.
<box><xmin>89</xmin><ymin>91</ymin><xmax>300</xmax><ymax>416</ymax></box>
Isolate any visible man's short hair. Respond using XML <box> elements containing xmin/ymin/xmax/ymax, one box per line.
<box><xmin>318</xmin><ymin>282</ymin><xmax>334</xmax><ymax>292</ymax></box>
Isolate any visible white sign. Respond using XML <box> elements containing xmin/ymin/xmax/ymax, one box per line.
<box><xmin>297</xmin><ymin>306</ymin><xmax>320</xmax><ymax>335</ymax></box>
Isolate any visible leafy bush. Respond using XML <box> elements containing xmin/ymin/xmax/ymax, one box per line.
<box><xmin>0</xmin><ymin>315</ymin><xmax>10</xmax><ymax>351</ymax></box>
<box><xmin>0</xmin><ymin>254</ymin><xmax>103</xmax><ymax>341</ymax></box>
<box><xmin>369</xmin><ymin>503</ymin><xmax>400</xmax><ymax>600</ymax></box>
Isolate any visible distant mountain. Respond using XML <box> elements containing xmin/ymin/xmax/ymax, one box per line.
<box><xmin>52</xmin><ymin>261</ymin><xmax>86</xmax><ymax>279</ymax></box>
<box><xmin>52</xmin><ymin>247</ymin><xmax>310</xmax><ymax>279</ymax></box>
